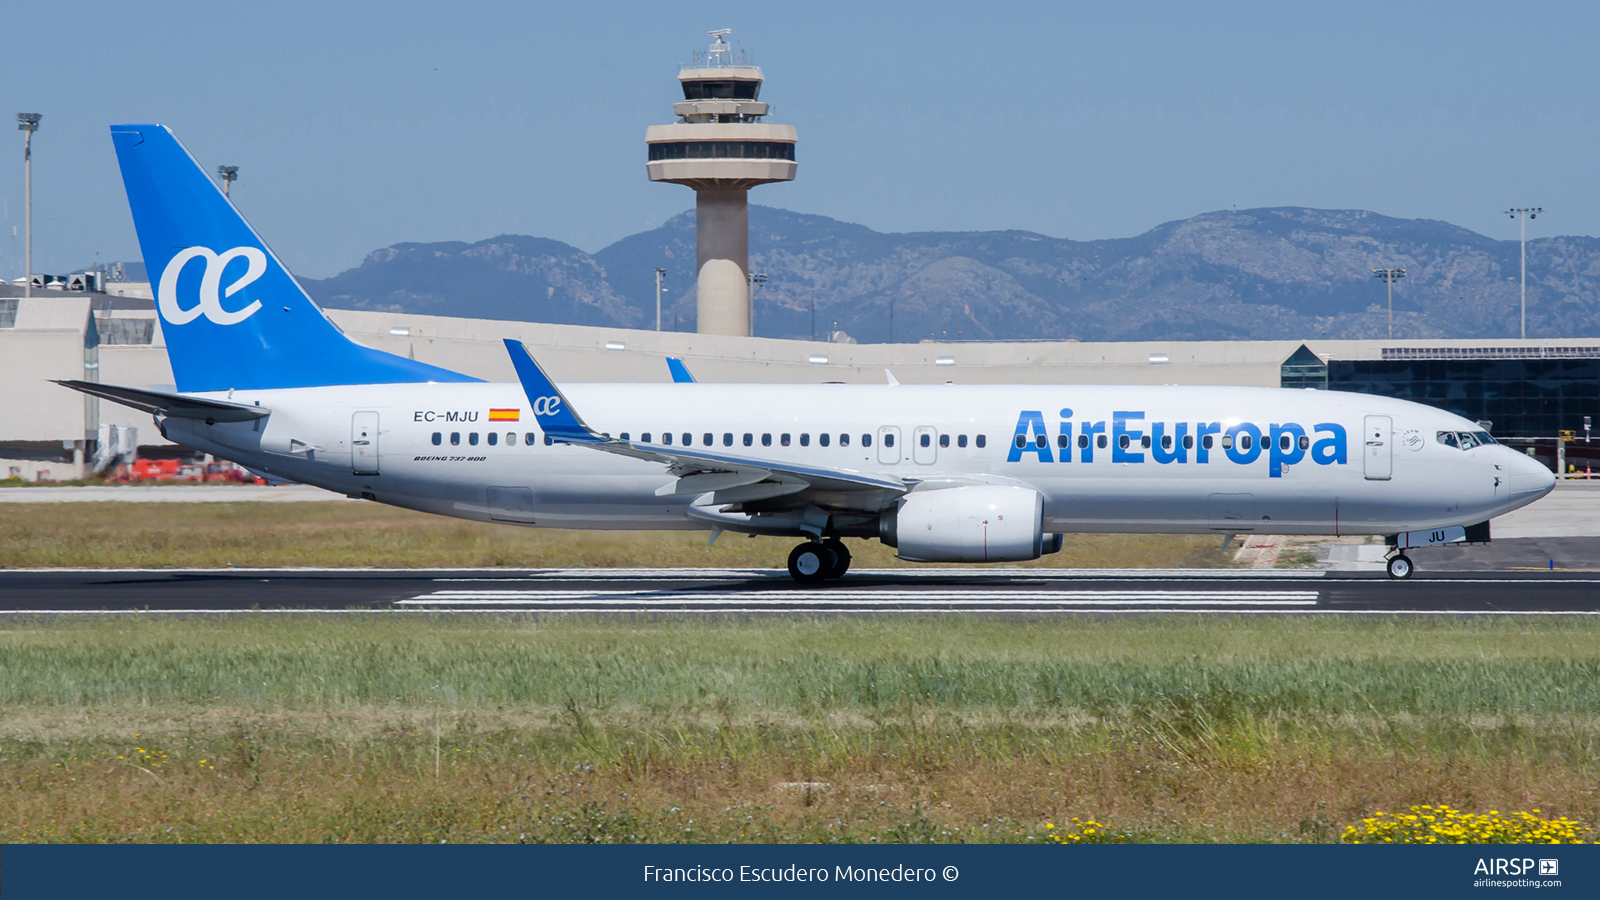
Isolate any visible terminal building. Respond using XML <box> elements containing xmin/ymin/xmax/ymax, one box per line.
<box><xmin>5</xmin><ymin>284</ymin><xmax>1597</xmax><ymax>480</ymax></box>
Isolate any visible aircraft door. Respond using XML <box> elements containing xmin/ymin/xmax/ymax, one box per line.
<box><xmin>878</xmin><ymin>426</ymin><xmax>901</xmax><ymax>464</ymax></box>
<box><xmin>351</xmin><ymin>411</ymin><xmax>379</xmax><ymax>475</ymax></box>
<box><xmin>913</xmin><ymin>426</ymin><xmax>937</xmax><ymax>465</ymax></box>
<box><xmin>1363</xmin><ymin>415</ymin><xmax>1392</xmax><ymax>480</ymax></box>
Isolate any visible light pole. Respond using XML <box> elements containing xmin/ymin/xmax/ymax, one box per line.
<box><xmin>217</xmin><ymin>165</ymin><xmax>239</xmax><ymax>199</ymax></box>
<box><xmin>654</xmin><ymin>268</ymin><xmax>666</xmax><ymax>332</ymax></box>
<box><xmin>747</xmin><ymin>272</ymin><xmax>767</xmax><ymax>337</ymax></box>
<box><xmin>1373</xmin><ymin>267</ymin><xmax>1406</xmax><ymax>339</ymax></box>
<box><xmin>17</xmin><ymin>113</ymin><xmax>40</xmax><ymax>298</ymax></box>
<box><xmin>1506</xmin><ymin>207</ymin><xmax>1542</xmax><ymax>339</ymax></box>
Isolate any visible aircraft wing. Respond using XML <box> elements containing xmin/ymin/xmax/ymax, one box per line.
<box><xmin>503</xmin><ymin>339</ymin><xmax>908</xmax><ymax>502</ymax></box>
<box><xmin>53</xmin><ymin>380</ymin><xmax>270</xmax><ymax>422</ymax></box>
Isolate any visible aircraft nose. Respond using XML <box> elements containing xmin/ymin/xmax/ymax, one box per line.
<box><xmin>1505</xmin><ymin>448</ymin><xmax>1557</xmax><ymax>497</ymax></box>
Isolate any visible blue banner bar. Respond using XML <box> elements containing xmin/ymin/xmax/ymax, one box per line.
<box><xmin>3</xmin><ymin>844</ymin><xmax>1594</xmax><ymax>898</ymax></box>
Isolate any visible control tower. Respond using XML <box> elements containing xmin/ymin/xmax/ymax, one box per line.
<box><xmin>646</xmin><ymin>30</ymin><xmax>796</xmax><ymax>336</ymax></box>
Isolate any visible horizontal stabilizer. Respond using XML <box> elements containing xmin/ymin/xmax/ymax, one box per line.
<box><xmin>53</xmin><ymin>380</ymin><xmax>269</xmax><ymax>422</ymax></box>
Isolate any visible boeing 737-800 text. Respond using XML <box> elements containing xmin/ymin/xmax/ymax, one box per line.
<box><xmin>58</xmin><ymin>125</ymin><xmax>1556</xmax><ymax>581</ymax></box>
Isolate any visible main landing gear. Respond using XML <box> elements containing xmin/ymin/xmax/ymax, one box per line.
<box><xmin>1386</xmin><ymin>554</ymin><xmax>1413</xmax><ymax>580</ymax></box>
<box><xmin>787</xmin><ymin>539</ymin><xmax>852</xmax><ymax>583</ymax></box>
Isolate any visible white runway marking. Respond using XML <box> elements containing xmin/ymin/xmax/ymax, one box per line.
<box><xmin>401</xmin><ymin>589</ymin><xmax>1321</xmax><ymax>607</ymax></box>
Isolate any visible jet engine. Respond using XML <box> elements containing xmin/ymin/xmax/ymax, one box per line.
<box><xmin>880</xmin><ymin>485</ymin><xmax>1054</xmax><ymax>562</ymax></box>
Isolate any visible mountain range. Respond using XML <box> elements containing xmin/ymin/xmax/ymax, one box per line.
<box><xmin>301</xmin><ymin>207</ymin><xmax>1600</xmax><ymax>343</ymax></box>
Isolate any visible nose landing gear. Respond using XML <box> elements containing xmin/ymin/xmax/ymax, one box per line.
<box><xmin>1386</xmin><ymin>554</ymin><xmax>1413</xmax><ymax>580</ymax></box>
<box><xmin>787</xmin><ymin>539</ymin><xmax>852</xmax><ymax>583</ymax></box>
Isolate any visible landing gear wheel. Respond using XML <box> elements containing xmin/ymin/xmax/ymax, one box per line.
<box><xmin>788</xmin><ymin>542</ymin><xmax>836</xmax><ymax>584</ymax></box>
<box><xmin>1386</xmin><ymin>554</ymin><xmax>1413</xmax><ymax>580</ymax></box>
<box><xmin>823</xmin><ymin>539</ymin><xmax>852</xmax><ymax>579</ymax></box>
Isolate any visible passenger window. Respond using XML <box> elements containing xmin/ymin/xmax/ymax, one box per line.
<box><xmin>507</xmin><ymin>432</ymin><xmax>517</xmax><ymax>446</ymax></box>
<box><xmin>762</xmin><ymin>433</ymin><xmax>772</xmax><ymax>446</ymax></box>
<box><xmin>1035</xmin><ymin>434</ymin><xmax>1046</xmax><ymax>449</ymax></box>
<box><xmin>1298</xmin><ymin>435</ymin><xmax>1309</xmax><ymax>450</ymax></box>
<box><xmin>662</xmin><ymin>432</ymin><xmax>673</xmax><ymax>445</ymax></box>
<box><xmin>1240</xmin><ymin>434</ymin><xmax>1252</xmax><ymax>451</ymax></box>
<box><xmin>682</xmin><ymin>433</ymin><xmax>691</xmax><ymax>446</ymax></box>
<box><xmin>942</xmin><ymin>434</ymin><xmax>951</xmax><ymax>448</ymax></box>
<box><xmin>800</xmin><ymin>433</ymin><xmax>810</xmax><ymax>447</ymax></box>
<box><xmin>487</xmin><ymin>432</ymin><xmax>498</xmax><ymax>446</ymax></box>
<box><xmin>1162</xmin><ymin>435</ymin><xmax>1172</xmax><ymax>450</ymax></box>
<box><xmin>1183</xmin><ymin>435</ymin><xmax>1194</xmax><ymax>450</ymax></box>
<box><xmin>525</xmin><ymin>433</ymin><xmax>536</xmax><ymax>446</ymax></box>
<box><xmin>1221</xmin><ymin>435</ymin><xmax>1234</xmax><ymax>450</ymax></box>
<box><xmin>743</xmin><ymin>433</ymin><xmax>753</xmax><ymax>446</ymax></box>
<box><xmin>1141</xmin><ymin>435</ymin><xmax>1151</xmax><ymax>449</ymax></box>
<box><xmin>723</xmin><ymin>433</ymin><xmax>733</xmax><ymax>447</ymax></box>
<box><xmin>820</xmin><ymin>433</ymin><xmax>830</xmax><ymax>447</ymax></box>
<box><xmin>703</xmin><ymin>433</ymin><xmax>713</xmax><ymax>446</ymax></box>
<box><xmin>975</xmin><ymin>435</ymin><xmax>985</xmax><ymax>448</ymax></box>
<box><xmin>863</xmin><ymin>434</ymin><xmax>872</xmax><ymax>447</ymax></box>
<box><xmin>545</xmin><ymin>434</ymin><xmax>555</xmax><ymax>446</ymax></box>
<box><xmin>450</xmin><ymin>432</ymin><xmax>461</xmax><ymax>446</ymax></box>
<box><xmin>1118</xmin><ymin>435</ymin><xmax>1129</xmax><ymax>449</ymax></box>
<box><xmin>1014</xmin><ymin>434</ymin><xmax>1027</xmax><ymax>449</ymax></box>
<box><xmin>1077</xmin><ymin>434</ymin><xmax>1088</xmax><ymax>449</ymax></box>
<box><xmin>641</xmin><ymin>433</ymin><xmax>651</xmax><ymax>443</ymax></box>
<box><xmin>620</xmin><ymin>433</ymin><xmax>629</xmax><ymax>442</ymax></box>
<box><xmin>781</xmin><ymin>433</ymin><xmax>791</xmax><ymax>447</ymax></box>
<box><xmin>1202</xmin><ymin>435</ymin><xmax>1212</xmax><ymax>450</ymax></box>
<box><xmin>432</xmin><ymin>432</ymin><xmax>442</xmax><ymax>446</ymax></box>
<box><xmin>469</xmin><ymin>433</ymin><xmax>479</xmax><ymax>446</ymax></box>
<box><xmin>1096</xmin><ymin>435</ymin><xmax>1107</xmax><ymax>449</ymax></box>
<box><xmin>840</xmin><ymin>433</ymin><xmax>850</xmax><ymax>447</ymax></box>
<box><xmin>885</xmin><ymin>433</ymin><xmax>895</xmax><ymax>448</ymax></box>
<box><xmin>958</xmin><ymin>434</ymin><xmax>967</xmax><ymax>448</ymax></box>
<box><xmin>1279</xmin><ymin>434</ymin><xmax>1290</xmax><ymax>451</ymax></box>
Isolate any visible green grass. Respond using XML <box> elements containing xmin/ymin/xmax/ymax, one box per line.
<box><xmin>1</xmin><ymin>616</ymin><xmax>1595</xmax><ymax>843</ymax></box>
<box><xmin>0</xmin><ymin>501</ymin><xmax>1235</xmax><ymax>569</ymax></box>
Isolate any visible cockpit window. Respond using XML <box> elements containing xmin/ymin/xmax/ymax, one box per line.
<box><xmin>1438</xmin><ymin>430</ymin><xmax>1497</xmax><ymax>450</ymax></box>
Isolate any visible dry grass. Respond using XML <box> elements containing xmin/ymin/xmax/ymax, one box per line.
<box><xmin>0</xmin><ymin>501</ymin><xmax>1233</xmax><ymax>569</ymax></box>
<box><xmin>1</xmin><ymin>616</ymin><xmax>1595</xmax><ymax>843</ymax></box>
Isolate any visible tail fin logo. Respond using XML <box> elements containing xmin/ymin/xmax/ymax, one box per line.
<box><xmin>157</xmin><ymin>246</ymin><xmax>268</xmax><ymax>326</ymax></box>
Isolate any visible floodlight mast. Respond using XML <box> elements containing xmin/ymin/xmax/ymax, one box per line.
<box><xmin>217</xmin><ymin>165</ymin><xmax>239</xmax><ymax>199</ymax></box>
<box><xmin>1373</xmin><ymin>267</ymin><xmax>1406</xmax><ymax>339</ymax></box>
<box><xmin>654</xmin><ymin>267</ymin><xmax>667</xmax><ymax>331</ymax></box>
<box><xmin>1506</xmin><ymin>207</ymin><xmax>1542</xmax><ymax>339</ymax></box>
<box><xmin>17</xmin><ymin>113</ymin><xmax>40</xmax><ymax>299</ymax></box>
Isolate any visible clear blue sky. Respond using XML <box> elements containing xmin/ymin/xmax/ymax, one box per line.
<box><xmin>5</xmin><ymin>0</ymin><xmax>1596</xmax><ymax>279</ymax></box>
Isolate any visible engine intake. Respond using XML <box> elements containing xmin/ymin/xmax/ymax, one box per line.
<box><xmin>883</xmin><ymin>485</ymin><xmax>1047</xmax><ymax>563</ymax></box>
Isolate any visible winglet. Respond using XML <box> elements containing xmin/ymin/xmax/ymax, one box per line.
<box><xmin>885</xmin><ymin>369</ymin><xmax>899</xmax><ymax>386</ymax></box>
<box><xmin>666</xmin><ymin>357</ymin><xmax>697</xmax><ymax>383</ymax></box>
<box><xmin>502</xmin><ymin>339</ymin><xmax>601</xmax><ymax>443</ymax></box>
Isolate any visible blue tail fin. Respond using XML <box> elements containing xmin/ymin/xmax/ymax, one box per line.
<box><xmin>111</xmin><ymin>124</ymin><xmax>478</xmax><ymax>392</ymax></box>
<box><xmin>665</xmin><ymin>357</ymin><xmax>697</xmax><ymax>383</ymax></box>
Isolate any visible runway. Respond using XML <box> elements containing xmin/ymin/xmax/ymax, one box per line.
<box><xmin>2</xmin><ymin>567</ymin><xmax>1598</xmax><ymax>614</ymax></box>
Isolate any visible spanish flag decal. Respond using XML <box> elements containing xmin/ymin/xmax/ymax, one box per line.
<box><xmin>488</xmin><ymin>408</ymin><xmax>521</xmax><ymax>422</ymax></box>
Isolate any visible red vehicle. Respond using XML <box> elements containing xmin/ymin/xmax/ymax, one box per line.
<box><xmin>116</xmin><ymin>459</ymin><xmax>266</xmax><ymax>484</ymax></box>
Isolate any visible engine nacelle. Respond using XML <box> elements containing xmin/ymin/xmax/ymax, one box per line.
<box><xmin>885</xmin><ymin>485</ymin><xmax>1046</xmax><ymax>563</ymax></box>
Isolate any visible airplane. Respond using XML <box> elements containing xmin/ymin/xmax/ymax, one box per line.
<box><xmin>58</xmin><ymin>124</ymin><xmax>1557</xmax><ymax>582</ymax></box>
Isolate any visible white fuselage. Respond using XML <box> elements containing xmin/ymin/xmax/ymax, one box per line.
<box><xmin>156</xmin><ymin>381</ymin><xmax>1555</xmax><ymax>538</ymax></box>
